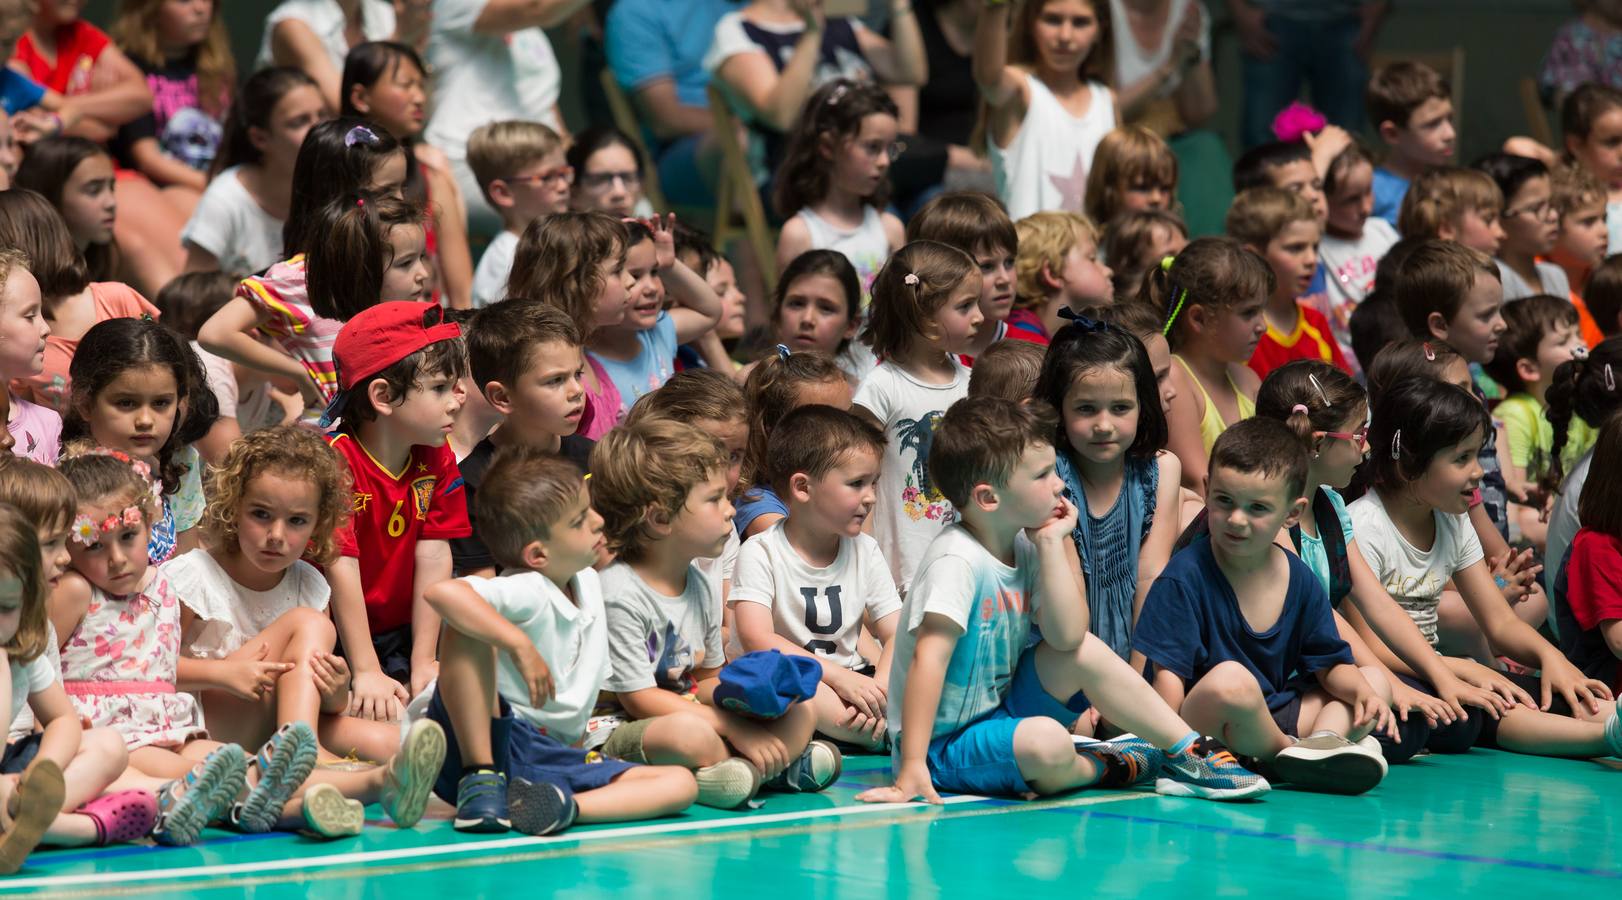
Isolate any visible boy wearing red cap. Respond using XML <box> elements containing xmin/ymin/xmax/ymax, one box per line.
<box><xmin>324</xmin><ymin>301</ymin><xmax>472</xmax><ymax>723</ymax></box>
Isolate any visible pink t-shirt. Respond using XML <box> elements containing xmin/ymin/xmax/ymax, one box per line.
<box><xmin>7</xmin><ymin>392</ymin><xmax>61</xmax><ymax>465</ymax></box>
<box><xmin>22</xmin><ymin>282</ymin><xmax>160</xmax><ymax>412</ymax></box>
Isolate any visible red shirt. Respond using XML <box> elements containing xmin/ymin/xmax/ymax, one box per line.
<box><xmin>330</xmin><ymin>433</ymin><xmax>471</xmax><ymax>633</ymax></box>
<box><xmin>1564</xmin><ymin>528</ymin><xmax>1622</xmax><ymax>695</ymax></box>
<box><xmin>1247</xmin><ymin>302</ymin><xmax>1353</xmax><ymax>381</ymax></box>
<box><xmin>14</xmin><ymin>22</ymin><xmax>110</xmax><ymax>96</ymax></box>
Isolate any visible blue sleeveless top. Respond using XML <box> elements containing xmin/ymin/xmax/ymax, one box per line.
<box><xmin>1056</xmin><ymin>451</ymin><xmax>1158</xmax><ymax>659</ymax></box>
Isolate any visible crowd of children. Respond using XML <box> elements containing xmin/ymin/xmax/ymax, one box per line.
<box><xmin>0</xmin><ymin>0</ymin><xmax>1621</xmax><ymax>874</ymax></box>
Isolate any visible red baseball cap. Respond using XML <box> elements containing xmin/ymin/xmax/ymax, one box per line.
<box><xmin>332</xmin><ymin>301</ymin><xmax>461</xmax><ymax>392</ymax></box>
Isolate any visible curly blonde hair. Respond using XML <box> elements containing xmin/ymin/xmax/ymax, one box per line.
<box><xmin>202</xmin><ymin>426</ymin><xmax>351</xmax><ymax>565</ymax></box>
<box><xmin>589</xmin><ymin>419</ymin><xmax>726</xmax><ymax>562</ymax></box>
<box><xmin>1014</xmin><ymin>211</ymin><xmax>1098</xmax><ymax>308</ymax></box>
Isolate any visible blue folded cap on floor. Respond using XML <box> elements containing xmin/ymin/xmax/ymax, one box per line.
<box><xmin>713</xmin><ymin>650</ymin><xmax>822</xmax><ymax>720</ymax></box>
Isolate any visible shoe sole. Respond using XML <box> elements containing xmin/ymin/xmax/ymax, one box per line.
<box><xmin>238</xmin><ymin>723</ymin><xmax>320</xmax><ymax>833</ymax></box>
<box><xmin>1272</xmin><ymin>746</ymin><xmax>1385</xmax><ymax>795</ymax></box>
<box><xmin>385</xmin><ymin>720</ymin><xmax>447</xmax><ymax>828</ymax></box>
<box><xmin>508</xmin><ymin>779</ymin><xmax>577</xmax><ymax>836</ymax></box>
<box><xmin>453</xmin><ymin>812</ymin><xmax>511</xmax><ymax>833</ymax></box>
<box><xmin>695</xmin><ymin>758</ymin><xmax>762</xmax><ymax>809</ymax></box>
<box><xmin>301</xmin><ymin>784</ymin><xmax>364</xmax><ymax>839</ymax></box>
<box><xmin>1153</xmin><ymin>775</ymin><xmax>1271</xmax><ymax>801</ymax></box>
<box><xmin>0</xmin><ymin>759</ymin><xmax>64</xmax><ymax>874</ymax></box>
<box><xmin>155</xmin><ymin>746</ymin><xmax>246</xmax><ymax>847</ymax></box>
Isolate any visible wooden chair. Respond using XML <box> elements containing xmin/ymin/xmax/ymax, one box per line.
<box><xmin>597</xmin><ymin>68</ymin><xmax>669</xmax><ymax>214</ymax></box>
<box><xmin>707</xmin><ymin>84</ymin><xmax>779</xmax><ymax>296</ymax></box>
<box><xmin>1520</xmin><ymin>77</ymin><xmax>1554</xmax><ymax>149</ymax></box>
<box><xmin>1372</xmin><ymin>48</ymin><xmax>1465</xmax><ymax>136</ymax></box>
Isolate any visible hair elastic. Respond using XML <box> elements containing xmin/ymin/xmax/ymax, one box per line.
<box><xmin>1390</xmin><ymin>429</ymin><xmax>1403</xmax><ymax>460</ymax></box>
<box><xmin>1607</xmin><ymin>363</ymin><xmax>1616</xmax><ymax>392</ymax></box>
<box><xmin>826</xmin><ymin>83</ymin><xmax>849</xmax><ymax>106</ymax></box>
<box><xmin>1160</xmin><ymin>255</ymin><xmax>1176</xmax><ymax>271</ymax></box>
<box><xmin>775</xmin><ymin>344</ymin><xmax>791</xmax><ymax>361</ymax></box>
<box><xmin>344</xmin><ymin>124</ymin><xmax>379</xmax><ymax>148</ymax></box>
<box><xmin>1307</xmin><ymin>373</ymin><xmax>1330</xmax><ymax>406</ymax></box>
<box><xmin>1423</xmin><ymin>342</ymin><xmax>1436</xmax><ymax>362</ymax></box>
<box><xmin>1291</xmin><ymin>404</ymin><xmax>1310</xmax><ymax>415</ymax></box>
<box><xmin>1160</xmin><ymin>283</ymin><xmax>1189</xmax><ymax>336</ymax></box>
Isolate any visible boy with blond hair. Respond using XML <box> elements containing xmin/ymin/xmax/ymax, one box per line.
<box><xmin>1549</xmin><ymin>161</ymin><xmax>1610</xmax><ymax>345</ymax></box>
<box><xmin>467</xmin><ymin>121</ymin><xmax>571</xmax><ymax>307</ymax></box>
<box><xmin>1227</xmin><ymin>187</ymin><xmax>1352</xmax><ymax>379</ymax></box>
<box><xmin>1013</xmin><ymin>211</ymin><xmax>1114</xmax><ymax>338</ymax></box>
<box><xmin>1397</xmin><ymin>167</ymin><xmax>1506</xmax><ymax>255</ymax></box>
<box><xmin>1368</xmin><ymin>61</ymin><xmax>1458</xmax><ymax>226</ymax></box>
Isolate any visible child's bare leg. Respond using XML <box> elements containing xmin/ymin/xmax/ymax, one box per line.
<box><xmin>317</xmin><ymin>712</ymin><xmax>403</xmax><ymax>762</ymax></box>
<box><xmin>436</xmin><ymin>626</ymin><xmax>500</xmax><ymax>768</ymax></box>
<box><xmin>1298</xmin><ymin>668</ymin><xmax>1392</xmax><ymax>742</ymax></box>
<box><xmin>130</xmin><ymin>742</ymin><xmax>221</xmax><ymax>780</ymax></box>
<box><xmin>59</xmin><ymin>726</ymin><xmax>128</xmax><ymax>810</ymax></box>
<box><xmin>1493</xmin><ymin>707</ymin><xmax>1615</xmax><ymax>757</ymax></box>
<box><xmin>199</xmin><ymin>692</ymin><xmax>277</xmax><ymax>753</ymax></box>
<box><xmin>1178</xmin><ymin>661</ymin><xmax>1293</xmax><ymax>760</ymax></box>
<box><xmin>1012</xmin><ymin>716</ymin><xmax>1102</xmax><ymax>795</ymax></box>
<box><xmin>637</xmin><ymin>712</ymin><xmax>731</xmax><ymax>768</ymax></box>
<box><xmin>809</xmin><ymin>684</ymin><xmax>885</xmax><ymax>750</ymax></box>
<box><xmin>756</xmin><ymin>699</ymin><xmax>816</xmax><ymax>758</ymax></box>
<box><xmin>1033</xmin><ymin>634</ymin><xmax>1192</xmax><ymax>748</ymax></box>
<box><xmin>575</xmin><ymin>766</ymin><xmax>696</xmax><ymax>823</ymax></box>
<box><xmin>1436</xmin><ymin>590</ymin><xmax>1494</xmax><ymax>662</ymax></box>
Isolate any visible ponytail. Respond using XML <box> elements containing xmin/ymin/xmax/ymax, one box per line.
<box><xmin>1542</xmin><ymin>336</ymin><xmax>1622</xmax><ymax>497</ymax></box>
<box><xmin>306</xmin><ymin>191</ymin><xmax>425</xmax><ymax>321</ymax></box>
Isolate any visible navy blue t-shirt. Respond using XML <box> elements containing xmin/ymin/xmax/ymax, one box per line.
<box><xmin>1133</xmin><ymin>537</ymin><xmax>1353</xmax><ymax>711</ymax></box>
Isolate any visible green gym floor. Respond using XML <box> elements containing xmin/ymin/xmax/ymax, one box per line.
<box><xmin>4</xmin><ymin>751</ymin><xmax>1618</xmax><ymax>898</ymax></box>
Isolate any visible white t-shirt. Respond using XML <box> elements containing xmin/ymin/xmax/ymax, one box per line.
<box><xmin>6</xmin><ymin>629</ymin><xmax>57</xmax><ymax>742</ymax></box>
<box><xmin>192</xmin><ymin>342</ymin><xmax>284</xmax><ymax>434</ymax></box>
<box><xmin>852</xmin><ymin>358</ymin><xmax>970</xmax><ymax>593</ymax></box>
<box><xmin>1316</xmin><ymin>215</ymin><xmax>1398</xmax><ymax>371</ymax></box>
<box><xmin>600</xmin><ymin>561</ymin><xmax>724</xmax><ymax>696</ymax></box>
<box><xmin>1348</xmin><ymin>490</ymin><xmax>1485</xmax><ymax>647</ymax></box>
<box><xmin>181</xmin><ymin>166</ymin><xmax>285</xmax><ymax>277</ymax></box>
<box><xmin>988</xmin><ymin>74</ymin><xmax>1115</xmax><ymax>220</ymax></box>
<box><xmin>164</xmin><ymin>549</ymin><xmax>331</xmax><ymax>659</ymax></box>
<box><xmin>471</xmin><ymin>230</ymin><xmax>519</xmax><ymax>308</ymax></box>
<box><xmin>886</xmin><ymin>526</ymin><xmax>1043</xmax><ymax>748</ymax></box>
<box><xmin>425</xmin><ymin>0</ymin><xmax>563</xmax><ymax>159</ymax></box>
<box><xmin>463</xmin><ymin>569</ymin><xmax>607</xmax><ymax>743</ymax></box>
<box><xmin>730</xmin><ymin>522</ymin><xmax>902</xmax><ymax>670</ymax></box>
<box><xmin>1109</xmin><ymin>0</ymin><xmax>1212</xmax><ymax>95</ymax></box>
<box><xmin>254</xmin><ymin>0</ymin><xmax>396</xmax><ymax>72</ymax></box>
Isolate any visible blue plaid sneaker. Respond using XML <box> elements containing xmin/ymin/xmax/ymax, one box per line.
<box><xmin>454</xmin><ymin>770</ymin><xmax>511</xmax><ymax>833</ymax></box>
<box><xmin>1156</xmin><ymin>737</ymin><xmax>1271</xmax><ymax>801</ymax></box>
<box><xmin>1074</xmin><ymin>735</ymin><xmax>1164</xmax><ymax>788</ymax></box>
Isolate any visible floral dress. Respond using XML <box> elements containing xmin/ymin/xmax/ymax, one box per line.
<box><xmin>60</xmin><ymin>566</ymin><xmax>207</xmax><ymax>750</ymax></box>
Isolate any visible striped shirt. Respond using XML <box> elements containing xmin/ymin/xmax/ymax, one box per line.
<box><xmin>237</xmin><ymin>255</ymin><xmax>341</xmax><ymax>426</ymax></box>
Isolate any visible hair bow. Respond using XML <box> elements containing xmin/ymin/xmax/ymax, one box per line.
<box><xmin>1056</xmin><ymin>307</ymin><xmax>1108</xmax><ymax>333</ymax></box>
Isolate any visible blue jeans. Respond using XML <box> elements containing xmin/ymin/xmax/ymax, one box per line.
<box><xmin>1240</xmin><ymin>14</ymin><xmax>1368</xmax><ymax>149</ymax></box>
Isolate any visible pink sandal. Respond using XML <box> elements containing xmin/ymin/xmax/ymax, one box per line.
<box><xmin>76</xmin><ymin>790</ymin><xmax>159</xmax><ymax>846</ymax></box>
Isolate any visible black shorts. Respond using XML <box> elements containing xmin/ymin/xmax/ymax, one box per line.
<box><xmin>1</xmin><ymin>734</ymin><xmax>42</xmax><ymax>775</ymax></box>
<box><xmin>1395</xmin><ymin>671</ymin><xmax>1570</xmax><ymax>753</ymax></box>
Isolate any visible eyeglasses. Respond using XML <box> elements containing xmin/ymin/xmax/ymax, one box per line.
<box><xmin>503</xmin><ymin>166</ymin><xmax>573</xmax><ymax>187</ymax></box>
<box><xmin>1314</xmin><ymin>427</ymin><xmax>1369</xmax><ymax>447</ymax></box>
<box><xmin>578</xmin><ymin>170</ymin><xmax>641</xmax><ymax>191</ymax></box>
<box><xmin>1504</xmin><ymin>200</ymin><xmax>1555</xmax><ymax>220</ymax></box>
<box><xmin>858</xmin><ymin>140</ymin><xmax>908</xmax><ymax>161</ymax></box>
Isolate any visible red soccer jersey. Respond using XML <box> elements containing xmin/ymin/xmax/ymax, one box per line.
<box><xmin>330</xmin><ymin>433</ymin><xmax>471</xmax><ymax>633</ymax></box>
<box><xmin>1247</xmin><ymin>302</ymin><xmax>1353</xmax><ymax>381</ymax></box>
<box><xmin>14</xmin><ymin>21</ymin><xmax>110</xmax><ymax>96</ymax></box>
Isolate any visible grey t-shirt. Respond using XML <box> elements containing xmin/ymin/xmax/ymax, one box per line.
<box><xmin>1546</xmin><ymin>447</ymin><xmax>1593</xmax><ymax>641</ymax></box>
<box><xmin>601</xmin><ymin>561</ymin><xmax>724</xmax><ymax>696</ymax></box>
<box><xmin>1497</xmin><ymin>259</ymin><xmax>1572</xmax><ymax>304</ymax></box>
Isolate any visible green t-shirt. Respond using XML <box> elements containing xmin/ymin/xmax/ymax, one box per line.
<box><xmin>1496</xmin><ymin>393</ymin><xmax>1596</xmax><ymax>481</ymax></box>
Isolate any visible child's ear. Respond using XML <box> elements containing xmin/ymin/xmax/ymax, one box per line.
<box><xmin>842</xmin><ymin>316</ymin><xmax>860</xmax><ymax>341</ymax></box>
<box><xmin>644</xmin><ymin>504</ymin><xmax>673</xmax><ymax>538</ymax></box>
<box><xmin>487</xmin><ymin>179</ymin><xmax>515</xmax><ymax>210</ymax></box>
<box><xmin>365</xmin><ymin>377</ymin><xmax>395</xmax><ymax>417</ymax></box>
<box><xmin>1437</xmin><ymin>220</ymin><xmax>1458</xmax><ymax>241</ymax></box>
<box><xmin>484</xmin><ymin>381</ymin><xmax>513</xmax><ymax>415</ymax></box>
<box><xmin>1377</xmin><ymin>119</ymin><xmax>1403</xmax><ymax>146</ymax></box>
<box><xmin>817</xmin><ymin>131</ymin><xmax>836</xmax><ymax>160</ymax></box>
<box><xmin>1040</xmin><ymin>262</ymin><xmax>1063</xmax><ymax>293</ymax></box>
<box><xmin>1281</xmin><ymin>495</ymin><xmax>1309</xmax><ymax>530</ymax></box>
<box><xmin>970</xmin><ymin>482</ymin><xmax>999</xmax><ymax>512</ymax></box>
<box><xmin>1515</xmin><ymin>357</ymin><xmax>1541</xmax><ymax>385</ymax></box>
<box><xmin>248</xmin><ymin>125</ymin><xmax>269</xmax><ymax>154</ymax></box>
<box><xmin>788</xmin><ymin>472</ymin><xmax>813</xmax><ymax>504</ymax></box>
<box><xmin>346</xmin><ymin>83</ymin><xmax>371</xmax><ymax>117</ymax></box>
<box><xmin>1184</xmin><ymin>302</ymin><xmax>1209</xmax><ymax>334</ymax></box>
<box><xmin>1425</xmin><ymin>311</ymin><xmax>1451</xmax><ymax>342</ymax></box>
<box><xmin>520</xmin><ymin>539</ymin><xmax>549</xmax><ymax>571</ymax></box>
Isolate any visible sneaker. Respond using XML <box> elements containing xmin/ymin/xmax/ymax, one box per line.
<box><xmin>382</xmin><ymin>719</ymin><xmax>448</xmax><ymax>828</ymax></box>
<box><xmin>0</xmin><ymin>758</ymin><xmax>63</xmax><ymax>874</ymax></box>
<box><xmin>762</xmin><ymin>740</ymin><xmax>842</xmax><ymax>794</ymax></box>
<box><xmin>694</xmin><ymin>757</ymin><xmax>762</xmax><ymax>809</ymax></box>
<box><xmin>153</xmin><ymin>744</ymin><xmax>247</xmax><ymax>847</ymax></box>
<box><xmin>1604</xmin><ymin>696</ymin><xmax>1622</xmax><ymax>758</ymax></box>
<box><xmin>301</xmin><ymin>783</ymin><xmax>365</xmax><ymax>839</ymax></box>
<box><xmin>1156</xmin><ymin>737</ymin><xmax>1271</xmax><ymax>801</ymax></box>
<box><xmin>454</xmin><ymin>769</ymin><xmax>510</xmax><ymax>833</ymax></box>
<box><xmin>233</xmin><ymin>721</ymin><xmax>319</xmax><ymax>833</ymax></box>
<box><xmin>1356</xmin><ymin>735</ymin><xmax>1391</xmax><ymax>778</ymax></box>
<box><xmin>508</xmin><ymin>778</ymin><xmax>579</xmax><ymax>836</ymax></box>
<box><xmin>1074</xmin><ymin>735</ymin><xmax>1164</xmax><ymax>788</ymax></box>
<box><xmin>1272</xmin><ymin>732</ymin><xmax>1385</xmax><ymax>795</ymax></box>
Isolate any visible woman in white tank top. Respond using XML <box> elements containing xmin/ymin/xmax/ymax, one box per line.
<box><xmin>973</xmin><ymin>0</ymin><xmax>1120</xmax><ymax>220</ymax></box>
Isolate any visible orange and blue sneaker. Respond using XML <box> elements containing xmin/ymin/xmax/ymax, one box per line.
<box><xmin>1156</xmin><ymin>737</ymin><xmax>1270</xmax><ymax>801</ymax></box>
<box><xmin>1074</xmin><ymin>735</ymin><xmax>1163</xmax><ymax>788</ymax></box>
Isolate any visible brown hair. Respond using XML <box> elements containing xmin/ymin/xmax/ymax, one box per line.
<box><xmin>202</xmin><ymin>425</ymin><xmax>351</xmax><ymax>565</ymax></box>
<box><xmin>1225</xmin><ymin>186</ymin><xmax>1317</xmax><ymax>250</ymax></box>
<box><xmin>1014</xmin><ymin>210</ymin><xmax>1097</xmax><ymax>307</ymax></box>
<box><xmin>1587</xmin><ymin>255</ymin><xmax>1622</xmax><ymax>338</ymax></box>
<box><xmin>1324</xmin><ymin>140</ymin><xmax>1375</xmax><ymax>198</ymax></box>
<box><xmin>1101</xmin><ymin>208</ymin><xmax>1188</xmax><ymax>301</ymax></box>
<box><xmin>863</xmin><ymin>241</ymin><xmax>979</xmax><ymax>360</ymax></box>
<box><xmin>1254</xmin><ymin>360</ymin><xmax>1368</xmax><ymax>450</ymax></box>
<box><xmin>154</xmin><ymin>271</ymin><xmax>236</xmax><ymax>341</ymax></box>
<box><xmin>738</xmin><ymin>351</ymin><xmax>849</xmax><ymax>493</ymax></box>
<box><xmin>1139</xmin><ymin>236</ymin><xmax>1272</xmax><ymax>350</ymax></box>
<box><xmin>1084</xmin><ymin>126</ymin><xmax>1178</xmax><ymax>226</ymax></box>
<box><xmin>1541</xmin><ymin>337</ymin><xmax>1622</xmax><ymax>496</ymax></box>
<box><xmin>626</xmin><ymin>368</ymin><xmax>746</xmax><ymax>427</ymax></box>
<box><xmin>0</xmin><ymin>457</ymin><xmax>75</xmax><ymax>536</ymax></box>
<box><xmin>305</xmin><ymin>191</ymin><xmax>425</xmax><ymax>321</ymax></box>
<box><xmin>15</xmin><ymin>136</ymin><xmax>119</xmax><ymax>283</ymax></box>
<box><xmin>1397</xmin><ymin>167</ymin><xmax>1502</xmax><ymax>240</ymax></box>
<box><xmin>0</xmin><ymin>189</ymin><xmax>88</xmax><ymax>302</ymax></box>
<box><xmin>971</xmin><ymin>0</ymin><xmax>1114</xmax><ymax>156</ymax></box>
<box><xmin>334</xmin><ymin>337</ymin><xmax>468</xmax><ymax>429</ymax></box>
<box><xmin>773</xmin><ymin>79</ymin><xmax>898</xmax><ymax>218</ymax></box>
<box><xmin>589</xmin><ymin>418</ymin><xmax>727</xmax><ymax>562</ymax></box>
<box><xmin>56</xmin><ymin>447</ymin><xmax>162</xmax><ymax>530</ymax></box>
<box><xmin>1578</xmin><ymin>409</ymin><xmax>1622</xmax><ymax>540</ymax></box>
<box><xmin>477</xmin><ymin>445</ymin><xmax>587</xmax><ymax>569</ymax></box>
<box><xmin>1561</xmin><ymin>82</ymin><xmax>1622</xmax><ymax>147</ymax></box>
<box><xmin>929</xmin><ymin>396</ymin><xmax>1057</xmax><ymax>508</ymax></box>
<box><xmin>467</xmin><ymin>119</ymin><xmax>565</xmax><ymax>204</ymax></box>
<box><xmin>0</xmin><ymin>503</ymin><xmax>48</xmax><ymax>665</ymax></box>
<box><xmin>1366</xmin><ymin>60</ymin><xmax>1451</xmax><ymax>130</ymax></box>
<box><xmin>506</xmin><ymin>212</ymin><xmax>629</xmax><ymax>337</ymax></box>
<box><xmin>905</xmin><ymin>191</ymin><xmax>1018</xmax><ymax>258</ymax></box>
<box><xmin>1485</xmin><ymin>294</ymin><xmax>1581</xmax><ymax>393</ymax></box>
<box><xmin>968</xmin><ymin>339</ymin><xmax>1045</xmax><ymax>402</ymax></box>
<box><xmin>1086</xmin><ymin>298</ymin><xmax>1164</xmax><ymax>343</ymax></box>
<box><xmin>466</xmin><ymin>300</ymin><xmax>582</xmax><ymax>398</ymax></box>
<box><xmin>1209</xmin><ymin>417</ymin><xmax>1310</xmax><ymax>501</ymax></box>
<box><xmin>1549</xmin><ymin>161</ymin><xmax>1606</xmax><ymax>221</ymax></box>
<box><xmin>1394</xmin><ymin>240</ymin><xmax>1500</xmax><ymax>339</ymax></box>
<box><xmin>766</xmin><ymin>404</ymin><xmax>886</xmax><ymax>498</ymax></box>
<box><xmin>111</xmin><ymin>0</ymin><xmax>235</xmax><ymax>118</ymax></box>
<box><xmin>1365</xmin><ymin>338</ymin><xmax>1467</xmax><ymax>401</ymax></box>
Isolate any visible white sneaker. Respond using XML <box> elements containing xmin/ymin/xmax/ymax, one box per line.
<box><xmin>1273</xmin><ymin>732</ymin><xmax>1385</xmax><ymax>795</ymax></box>
<box><xmin>1355</xmin><ymin>735</ymin><xmax>1390</xmax><ymax>778</ymax></box>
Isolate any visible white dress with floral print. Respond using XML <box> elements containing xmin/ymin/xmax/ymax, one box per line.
<box><xmin>60</xmin><ymin>567</ymin><xmax>208</xmax><ymax>750</ymax></box>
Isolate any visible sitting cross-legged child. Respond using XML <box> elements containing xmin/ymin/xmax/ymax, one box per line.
<box><xmin>421</xmin><ymin>447</ymin><xmax>696</xmax><ymax>835</ymax></box>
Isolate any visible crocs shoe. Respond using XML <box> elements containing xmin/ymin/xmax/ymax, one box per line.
<box><xmin>301</xmin><ymin>783</ymin><xmax>364</xmax><ymax>839</ymax></box>
<box><xmin>508</xmin><ymin>778</ymin><xmax>578</xmax><ymax>836</ymax></box>
<box><xmin>76</xmin><ymin>790</ymin><xmax>158</xmax><ymax>846</ymax></box>
<box><xmin>153</xmin><ymin>744</ymin><xmax>247</xmax><ymax>847</ymax></box>
<box><xmin>0</xmin><ymin>758</ymin><xmax>63</xmax><ymax>874</ymax></box>
<box><xmin>454</xmin><ymin>769</ymin><xmax>509</xmax><ymax>833</ymax></box>
<box><xmin>233</xmin><ymin>721</ymin><xmax>319</xmax><ymax>833</ymax></box>
<box><xmin>1156</xmin><ymin>737</ymin><xmax>1271</xmax><ymax>801</ymax></box>
<box><xmin>762</xmin><ymin>740</ymin><xmax>842</xmax><ymax>793</ymax></box>
<box><xmin>382</xmin><ymin>719</ymin><xmax>447</xmax><ymax>829</ymax></box>
<box><xmin>694</xmin><ymin>758</ymin><xmax>761</xmax><ymax>810</ymax></box>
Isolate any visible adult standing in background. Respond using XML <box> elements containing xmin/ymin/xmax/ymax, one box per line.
<box><xmin>1231</xmin><ymin>0</ymin><xmax>1388</xmax><ymax>149</ymax></box>
<box><xmin>257</xmin><ymin>0</ymin><xmax>430</xmax><ymax>112</ymax></box>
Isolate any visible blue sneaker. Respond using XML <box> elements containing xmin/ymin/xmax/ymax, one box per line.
<box><xmin>1074</xmin><ymin>735</ymin><xmax>1164</xmax><ymax>788</ymax></box>
<box><xmin>508</xmin><ymin>778</ymin><xmax>579</xmax><ymax>836</ymax></box>
<box><xmin>454</xmin><ymin>770</ymin><xmax>511</xmax><ymax>833</ymax></box>
<box><xmin>762</xmin><ymin>740</ymin><xmax>842</xmax><ymax>793</ymax></box>
<box><xmin>1156</xmin><ymin>737</ymin><xmax>1271</xmax><ymax>801</ymax></box>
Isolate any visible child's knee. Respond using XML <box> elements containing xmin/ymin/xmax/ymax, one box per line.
<box><xmin>1359</xmin><ymin>666</ymin><xmax>1393</xmax><ymax>703</ymax></box>
<box><xmin>282</xmin><ymin>607</ymin><xmax>338</xmax><ymax>650</ymax></box>
<box><xmin>82</xmin><ymin>726</ymin><xmax>130</xmax><ymax>771</ymax></box>
<box><xmin>1012</xmin><ymin>716</ymin><xmax>1077</xmax><ymax>776</ymax></box>
<box><xmin>645</xmin><ymin>712</ymin><xmax>726</xmax><ymax>764</ymax></box>
<box><xmin>1193</xmin><ymin>661</ymin><xmax>1264</xmax><ymax>710</ymax></box>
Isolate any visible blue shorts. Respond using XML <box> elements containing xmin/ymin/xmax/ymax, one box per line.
<box><xmin>425</xmin><ymin>686</ymin><xmax>637</xmax><ymax>804</ymax></box>
<box><xmin>923</xmin><ymin>649</ymin><xmax>1092</xmax><ymax>797</ymax></box>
